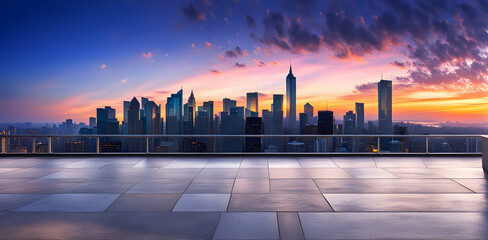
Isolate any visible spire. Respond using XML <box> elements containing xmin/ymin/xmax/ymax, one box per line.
<box><xmin>190</xmin><ymin>88</ymin><xmax>194</xmax><ymax>98</ymax></box>
<box><xmin>289</xmin><ymin>60</ymin><xmax>292</xmax><ymax>74</ymax></box>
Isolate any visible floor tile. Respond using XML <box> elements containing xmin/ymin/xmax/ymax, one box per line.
<box><xmin>65</xmin><ymin>179</ymin><xmax>140</xmax><ymax>193</ymax></box>
<box><xmin>106</xmin><ymin>193</ymin><xmax>181</xmax><ymax>212</ymax></box>
<box><xmin>0</xmin><ymin>212</ymin><xmax>220</xmax><ymax>239</ymax></box>
<box><xmin>268</xmin><ymin>159</ymin><xmax>301</xmax><ymax>168</ymax></box>
<box><xmin>374</xmin><ymin>157</ymin><xmax>426</xmax><ymax>168</ymax></box>
<box><xmin>453</xmin><ymin>179</ymin><xmax>488</xmax><ymax>193</ymax></box>
<box><xmin>314</xmin><ymin>179</ymin><xmax>472</xmax><ymax>193</ymax></box>
<box><xmin>278</xmin><ymin>212</ymin><xmax>305</xmax><ymax>240</ymax></box>
<box><xmin>304</xmin><ymin>168</ymin><xmax>353</xmax><ymax>178</ymax></box>
<box><xmin>132</xmin><ymin>158</ymin><xmax>172</xmax><ymax>168</ymax></box>
<box><xmin>233</xmin><ymin>179</ymin><xmax>270</xmax><ymax>193</ymax></box>
<box><xmin>323</xmin><ymin>193</ymin><xmax>488</xmax><ymax>211</ymax></box>
<box><xmin>269</xmin><ymin>168</ymin><xmax>310</xmax><ymax>178</ymax></box>
<box><xmin>0</xmin><ymin>179</ymin><xmax>86</xmax><ymax>194</ymax></box>
<box><xmin>0</xmin><ymin>168</ymin><xmax>62</xmax><ymax>179</ymax></box>
<box><xmin>229</xmin><ymin>194</ymin><xmax>332</xmax><ymax>211</ymax></box>
<box><xmin>0</xmin><ymin>194</ymin><xmax>48</xmax><ymax>211</ymax></box>
<box><xmin>297</xmin><ymin>158</ymin><xmax>337</xmax><ymax>168</ymax></box>
<box><xmin>147</xmin><ymin>168</ymin><xmax>201</xmax><ymax>178</ymax></box>
<box><xmin>236</xmin><ymin>168</ymin><xmax>269</xmax><ymax>178</ymax></box>
<box><xmin>213</xmin><ymin>212</ymin><xmax>279</xmax><ymax>240</ymax></box>
<box><xmin>384</xmin><ymin>167</ymin><xmax>447</xmax><ymax>178</ymax></box>
<box><xmin>240</xmin><ymin>158</ymin><xmax>268</xmax><ymax>168</ymax></box>
<box><xmin>343</xmin><ymin>168</ymin><xmax>398</xmax><ymax>178</ymax></box>
<box><xmin>299</xmin><ymin>212</ymin><xmax>488</xmax><ymax>239</ymax></box>
<box><xmin>421</xmin><ymin>157</ymin><xmax>482</xmax><ymax>168</ymax></box>
<box><xmin>196</xmin><ymin>168</ymin><xmax>238</xmax><ymax>178</ymax></box>
<box><xmin>185</xmin><ymin>178</ymin><xmax>234</xmax><ymax>193</ymax></box>
<box><xmin>330</xmin><ymin>157</ymin><xmax>376</xmax><ymax>168</ymax></box>
<box><xmin>64</xmin><ymin>160</ymin><xmax>107</xmax><ymax>169</ymax></box>
<box><xmin>172</xmin><ymin>194</ymin><xmax>230</xmax><ymax>212</ymax></box>
<box><xmin>205</xmin><ymin>160</ymin><xmax>241</xmax><ymax>168</ymax></box>
<box><xmin>163</xmin><ymin>160</ymin><xmax>207</xmax><ymax>168</ymax></box>
<box><xmin>127</xmin><ymin>179</ymin><xmax>192</xmax><ymax>193</ymax></box>
<box><xmin>431</xmin><ymin>168</ymin><xmax>487</xmax><ymax>178</ymax></box>
<box><xmin>270</xmin><ymin>179</ymin><xmax>319</xmax><ymax>193</ymax></box>
<box><xmin>16</xmin><ymin>194</ymin><xmax>120</xmax><ymax>212</ymax></box>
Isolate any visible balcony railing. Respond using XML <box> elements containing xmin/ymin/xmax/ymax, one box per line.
<box><xmin>0</xmin><ymin>134</ymin><xmax>484</xmax><ymax>155</ymax></box>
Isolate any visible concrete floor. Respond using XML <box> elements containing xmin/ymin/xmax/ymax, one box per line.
<box><xmin>0</xmin><ymin>156</ymin><xmax>486</xmax><ymax>239</ymax></box>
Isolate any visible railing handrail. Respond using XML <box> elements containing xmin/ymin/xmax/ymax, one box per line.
<box><xmin>1</xmin><ymin>134</ymin><xmax>484</xmax><ymax>138</ymax></box>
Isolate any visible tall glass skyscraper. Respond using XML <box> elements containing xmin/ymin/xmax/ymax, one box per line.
<box><xmin>355</xmin><ymin>102</ymin><xmax>364</xmax><ymax>134</ymax></box>
<box><xmin>286</xmin><ymin>64</ymin><xmax>296</xmax><ymax>132</ymax></box>
<box><xmin>246</xmin><ymin>92</ymin><xmax>258</xmax><ymax>114</ymax></box>
<box><xmin>166</xmin><ymin>89</ymin><xmax>183</xmax><ymax>134</ymax></box>
<box><xmin>378</xmin><ymin>80</ymin><xmax>392</xmax><ymax>134</ymax></box>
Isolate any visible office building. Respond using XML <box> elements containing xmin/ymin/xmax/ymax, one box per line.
<box><xmin>286</xmin><ymin>64</ymin><xmax>297</xmax><ymax>132</ymax></box>
<box><xmin>378</xmin><ymin>80</ymin><xmax>392</xmax><ymax>134</ymax></box>
<box><xmin>355</xmin><ymin>102</ymin><xmax>364</xmax><ymax>134</ymax></box>
<box><xmin>246</xmin><ymin>92</ymin><xmax>258</xmax><ymax>114</ymax></box>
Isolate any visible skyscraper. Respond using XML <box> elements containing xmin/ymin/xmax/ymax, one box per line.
<box><xmin>343</xmin><ymin>111</ymin><xmax>356</xmax><ymax>134</ymax></box>
<box><xmin>202</xmin><ymin>101</ymin><xmax>214</xmax><ymax>133</ymax></box>
<box><xmin>286</xmin><ymin>64</ymin><xmax>297</xmax><ymax>132</ymax></box>
<box><xmin>245</xmin><ymin>117</ymin><xmax>262</xmax><ymax>152</ymax></box>
<box><xmin>299</xmin><ymin>113</ymin><xmax>308</xmax><ymax>134</ymax></box>
<box><xmin>144</xmin><ymin>101</ymin><xmax>161</xmax><ymax>134</ymax></box>
<box><xmin>96</xmin><ymin>107</ymin><xmax>117</xmax><ymax>134</ymax></box>
<box><xmin>378</xmin><ymin>80</ymin><xmax>392</xmax><ymax>134</ymax></box>
<box><xmin>318</xmin><ymin>111</ymin><xmax>334</xmax><ymax>135</ymax></box>
<box><xmin>123</xmin><ymin>101</ymin><xmax>130</xmax><ymax>124</ymax></box>
<box><xmin>186</xmin><ymin>90</ymin><xmax>196</xmax><ymax>124</ymax></box>
<box><xmin>355</xmin><ymin>103</ymin><xmax>364</xmax><ymax>134</ymax></box>
<box><xmin>304</xmin><ymin>102</ymin><xmax>314</xmax><ymax>123</ymax></box>
<box><xmin>89</xmin><ymin>117</ymin><xmax>96</xmax><ymax>128</ymax></box>
<box><xmin>222</xmin><ymin>98</ymin><xmax>236</xmax><ymax>115</ymax></box>
<box><xmin>128</xmin><ymin>97</ymin><xmax>140</xmax><ymax>134</ymax></box>
<box><xmin>271</xmin><ymin>94</ymin><xmax>283</xmax><ymax>135</ymax></box>
<box><xmin>246</xmin><ymin>92</ymin><xmax>258</xmax><ymax>114</ymax></box>
<box><xmin>166</xmin><ymin>89</ymin><xmax>183</xmax><ymax>134</ymax></box>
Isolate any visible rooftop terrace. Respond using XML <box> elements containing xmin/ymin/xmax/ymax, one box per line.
<box><xmin>0</xmin><ymin>155</ymin><xmax>487</xmax><ymax>239</ymax></box>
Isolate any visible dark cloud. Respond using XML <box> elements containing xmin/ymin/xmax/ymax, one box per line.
<box><xmin>235</xmin><ymin>62</ymin><xmax>246</xmax><ymax>68</ymax></box>
<box><xmin>254</xmin><ymin>59</ymin><xmax>266</xmax><ymax>66</ymax></box>
<box><xmin>354</xmin><ymin>82</ymin><xmax>377</xmax><ymax>93</ymax></box>
<box><xmin>210</xmin><ymin>69</ymin><xmax>222</xmax><ymax>74</ymax></box>
<box><xmin>180</xmin><ymin>4</ymin><xmax>206</xmax><ymax>22</ymax></box>
<box><xmin>250</xmin><ymin>0</ymin><xmax>488</xmax><ymax>91</ymax></box>
<box><xmin>225</xmin><ymin>46</ymin><xmax>247</xmax><ymax>58</ymax></box>
<box><xmin>390</xmin><ymin>61</ymin><xmax>410</xmax><ymax>69</ymax></box>
<box><xmin>245</xmin><ymin>13</ymin><xmax>256</xmax><ymax>28</ymax></box>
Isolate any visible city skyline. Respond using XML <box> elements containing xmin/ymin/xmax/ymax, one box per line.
<box><xmin>2</xmin><ymin>0</ymin><xmax>488</xmax><ymax>123</ymax></box>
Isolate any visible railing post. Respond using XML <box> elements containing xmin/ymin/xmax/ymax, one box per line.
<box><xmin>466</xmin><ymin>137</ymin><xmax>469</xmax><ymax>153</ymax></box>
<box><xmin>426</xmin><ymin>136</ymin><xmax>429</xmax><ymax>154</ymax></box>
<box><xmin>96</xmin><ymin>137</ymin><xmax>100</xmax><ymax>153</ymax></box>
<box><xmin>48</xmin><ymin>137</ymin><xmax>52</xmax><ymax>154</ymax></box>
<box><xmin>1</xmin><ymin>137</ymin><xmax>5</xmax><ymax>154</ymax></box>
<box><xmin>482</xmin><ymin>136</ymin><xmax>488</xmax><ymax>172</ymax></box>
<box><xmin>377</xmin><ymin>136</ymin><xmax>381</xmax><ymax>154</ymax></box>
<box><xmin>32</xmin><ymin>137</ymin><xmax>36</xmax><ymax>153</ymax></box>
<box><xmin>146</xmin><ymin>137</ymin><xmax>149</xmax><ymax>154</ymax></box>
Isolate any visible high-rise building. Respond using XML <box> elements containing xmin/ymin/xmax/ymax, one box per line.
<box><xmin>343</xmin><ymin>111</ymin><xmax>356</xmax><ymax>134</ymax></box>
<box><xmin>166</xmin><ymin>89</ymin><xmax>183</xmax><ymax>134</ymax></box>
<box><xmin>202</xmin><ymin>101</ymin><xmax>214</xmax><ymax>133</ymax></box>
<box><xmin>140</xmin><ymin>97</ymin><xmax>148</xmax><ymax>118</ymax></box>
<box><xmin>128</xmin><ymin>97</ymin><xmax>141</xmax><ymax>134</ymax></box>
<box><xmin>304</xmin><ymin>102</ymin><xmax>314</xmax><ymax>123</ymax></box>
<box><xmin>318</xmin><ymin>111</ymin><xmax>334</xmax><ymax>135</ymax></box>
<box><xmin>245</xmin><ymin>117</ymin><xmax>262</xmax><ymax>152</ymax></box>
<box><xmin>184</xmin><ymin>90</ymin><xmax>196</xmax><ymax>124</ymax></box>
<box><xmin>246</xmin><ymin>92</ymin><xmax>258</xmax><ymax>114</ymax></box>
<box><xmin>123</xmin><ymin>101</ymin><xmax>130</xmax><ymax>124</ymax></box>
<box><xmin>378</xmin><ymin>80</ymin><xmax>392</xmax><ymax>134</ymax></box>
<box><xmin>222</xmin><ymin>98</ymin><xmax>236</xmax><ymax>115</ymax></box>
<box><xmin>89</xmin><ymin>117</ymin><xmax>96</xmax><ymax>128</ymax></box>
<box><xmin>355</xmin><ymin>102</ymin><xmax>364</xmax><ymax>134</ymax></box>
<box><xmin>299</xmin><ymin>113</ymin><xmax>308</xmax><ymax>134</ymax></box>
<box><xmin>105</xmin><ymin>106</ymin><xmax>116</xmax><ymax>120</ymax></box>
<box><xmin>96</xmin><ymin>108</ymin><xmax>108</xmax><ymax>134</ymax></box>
<box><xmin>271</xmin><ymin>94</ymin><xmax>283</xmax><ymax>135</ymax></box>
<box><xmin>286</xmin><ymin>64</ymin><xmax>297</xmax><ymax>132</ymax></box>
<box><xmin>144</xmin><ymin>101</ymin><xmax>161</xmax><ymax>134</ymax></box>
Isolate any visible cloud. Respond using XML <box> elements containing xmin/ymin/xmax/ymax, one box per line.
<box><xmin>121</xmin><ymin>78</ymin><xmax>127</xmax><ymax>83</ymax></box>
<box><xmin>225</xmin><ymin>45</ymin><xmax>248</xmax><ymax>58</ymax></box>
<box><xmin>270</xmin><ymin>61</ymin><xmax>279</xmax><ymax>65</ymax></box>
<box><xmin>210</xmin><ymin>69</ymin><xmax>222</xmax><ymax>74</ymax></box>
<box><xmin>191</xmin><ymin>43</ymin><xmax>196</xmax><ymax>48</ymax></box>
<box><xmin>253</xmin><ymin>59</ymin><xmax>266</xmax><ymax>67</ymax></box>
<box><xmin>205</xmin><ymin>42</ymin><xmax>212</xmax><ymax>48</ymax></box>
<box><xmin>235</xmin><ymin>62</ymin><xmax>246</xmax><ymax>68</ymax></box>
<box><xmin>264</xmin><ymin>48</ymin><xmax>272</xmax><ymax>55</ymax></box>
<box><xmin>217</xmin><ymin>54</ymin><xmax>226</xmax><ymax>62</ymax></box>
<box><xmin>390</xmin><ymin>61</ymin><xmax>410</xmax><ymax>69</ymax></box>
<box><xmin>245</xmin><ymin>13</ymin><xmax>256</xmax><ymax>28</ymax></box>
<box><xmin>224</xmin><ymin>17</ymin><xmax>230</xmax><ymax>23</ymax></box>
<box><xmin>142</xmin><ymin>52</ymin><xmax>153</xmax><ymax>58</ymax></box>
<box><xmin>100</xmin><ymin>64</ymin><xmax>106</xmax><ymax>69</ymax></box>
<box><xmin>180</xmin><ymin>4</ymin><xmax>206</xmax><ymax>22</ymax></box>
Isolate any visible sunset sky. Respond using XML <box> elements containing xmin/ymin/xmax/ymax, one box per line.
<box><xmin>2</xmin><ymin>0</ymin><xmax>488</xmax><ymax>123</ymax></box>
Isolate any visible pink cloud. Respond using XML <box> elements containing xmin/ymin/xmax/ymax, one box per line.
<box><xmin>205</xmin><ymin>42</ymin><xmax>212</xmax><ymax>48</ymax></box>
<box><xmin>142</xmin><ymin>52</ymin><xmax>153</xmax><ymax>58</ymax></box>
<box><xmin>100</xmin><ymin>64</ymin><xmax>107</xmax><ymax>69</ymax></box>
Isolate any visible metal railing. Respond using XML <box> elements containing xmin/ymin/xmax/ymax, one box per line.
<box><xmin>0</xmin><ymin>134</ymin><xmax>484</xmax><ymax>155</ymax></box>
